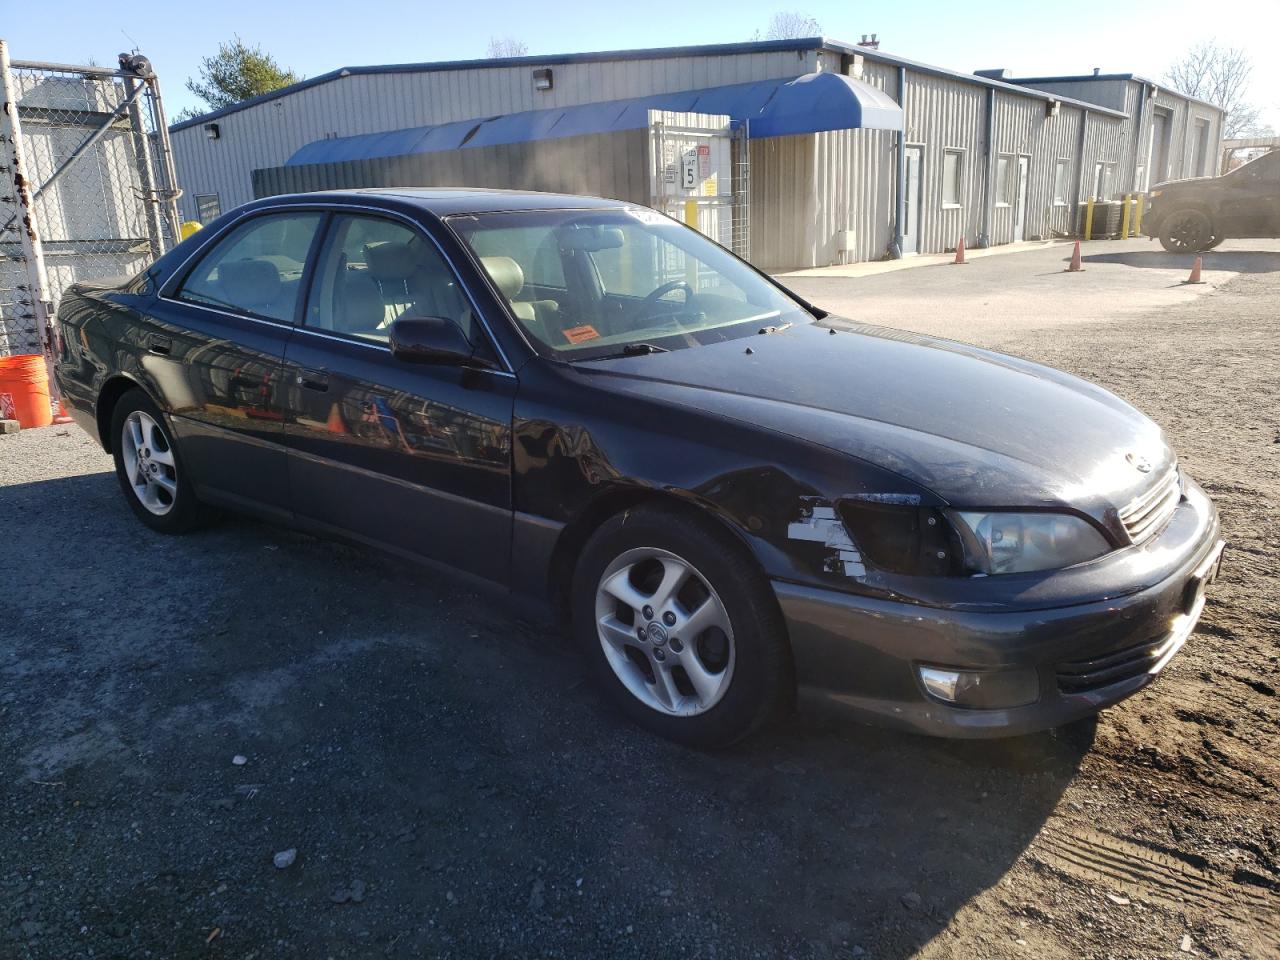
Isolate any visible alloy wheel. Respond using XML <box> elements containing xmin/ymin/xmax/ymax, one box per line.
<box><xmin>1166</xmin><ymin>212</ymin><xmax>1207</xmax><ymax>252</ymax></box>
<box><xmin>594</xmin><ymin>547</ymin><xmax>735</xmax><ymax>717</ymax></box>
<box><xmin>120</xmin><ymin>410</ymin><xmax>178</xmax><ymax>516</ymax></box>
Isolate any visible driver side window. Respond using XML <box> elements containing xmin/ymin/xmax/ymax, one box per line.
<box><xmin>305</xmin><ymin>214</ymin><xmax>474</xmax><ymax>344</ymax></box>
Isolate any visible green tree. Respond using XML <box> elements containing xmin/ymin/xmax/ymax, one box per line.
<box><xmin>178</xmin><ymin>36</ymin><xmax>300</xmax><ymax>120</ymax></box>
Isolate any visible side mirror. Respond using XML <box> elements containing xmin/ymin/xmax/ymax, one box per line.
<box><xmin>389</xmin><ymin>316</ymin><xmax>475</xmax><ymax>365</ymax></box>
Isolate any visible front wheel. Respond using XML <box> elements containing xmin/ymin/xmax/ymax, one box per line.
<box><xmin>571</xmin><ymin>504</ymin><xmax>793</xmax><ymax>747</ymax></box>
<box><xmin>110</xmin><ymin>389</ymin><xmax>207</xmax><ymax>533</ymax></box>
<box><xmin>1158</xmin><ymin>209</ymin><xmax>1213</xmax><ymax>253</ymax></box>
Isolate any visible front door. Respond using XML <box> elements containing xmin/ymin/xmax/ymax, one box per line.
<box><xmin>1013</xmin><ymin>156</ymin><xmax>1030</xmax><ymax>242</ymax></box>
<box><xmin>281</xmin><ymin>210</ymin><xmax>516</xmax><ymax>583</ymax></box>
<box><xmin>158</xmin><ymin>209</ymin><xmax>324</xmax><ymax>514</ymax></box>
<box><xmin>1219</xmin><ymin>150</ymin><xmax>1280</xmax><ymax>237</ymax></box>
<box><xmin>902</xmin><ymin>146</ymin><xmax>923</xmax><ymax>255</ymax></box>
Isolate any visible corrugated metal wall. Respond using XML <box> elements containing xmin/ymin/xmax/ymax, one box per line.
<box><xmin>174</xmin><ymin>48</ymin><xmax>819</xmax><ymax>220</ymax></box>
<box><xmin>901</xmin><ymin>71</ymin><xmax>986</xmax><ymax>254</ymax></box>
<box><xmin>1018</xmin><ymin>78</ymin><xmax>1224</xmax><ymax>189</ymax></box>
<box><xmin>749</xmin><ymin>59</ymin><xmax>898</xmax><ymax>270</ymax></box>
<box><xmin>252</xmin><ymin>130</ymin><xmax>651</xmax><ymax>206</ymax></box>
<box><xmin>989</xmin><ymin>94</ymin><xmax>1082</xmax><ymax>244</ymax></box>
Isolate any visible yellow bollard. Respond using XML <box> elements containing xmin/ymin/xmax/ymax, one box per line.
<box><xmin>1084</xmin><ymin>197</ymin><xmax>1095</xmax><ymax>242</ymax></box>
<box><xmin>1132</xmin><ymin>194</ymin><xmax>1144</xmax><ymax>237</ymax></box>
<box><xmin>1119</xmin><ymin>193</ymin><xmax>1132</xmax><ymax>240</ymax></box>
<box><xmin>683</xmin><ymin>200</ymin><xmax>699</xmax><ymax>287</ymax></box>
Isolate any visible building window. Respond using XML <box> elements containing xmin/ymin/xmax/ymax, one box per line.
<box><xmin>1092</xmin><ymin>162</ymin><xmax>1116</xmax><ymax>200</ymax></box>
<box><xmin>995</xmin><ymin>155</ymin><xmax>1012</xmax><ymax>205</ymax></box>
<box><xmin>194</xmin><ymin>194</ymin><xmax>221</xmax><ymax>223</ymax></box>
<box><xmin>1053</xmin><ymin>160</ymin><xmax>1070</xmax><ymax>205</ymax></box>
<box><xmin>941</xmin><ymin>149</ymin><xmax>963</xmax><ymax>207</ymax></box>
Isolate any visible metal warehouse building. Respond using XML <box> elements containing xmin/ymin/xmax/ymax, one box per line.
<box><xmin>170</xmin><ymin>37</ymin><xmax>1222</xmax><ymax>270</ymax></box>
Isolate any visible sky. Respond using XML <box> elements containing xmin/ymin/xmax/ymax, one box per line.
<box><xmin>6</xmin><ymin>0</ymin><xmax>1279</xmax><ymax>129</ymax></box>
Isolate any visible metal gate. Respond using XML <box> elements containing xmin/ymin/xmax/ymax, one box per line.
<box><xmin>0</xmin><ymin>41</ymin><xmax>181</xmax><ymax>358</ymax></box>
<box><xmin>648</xmin><ymin>111</ymin><xmax>750</xmax><ymax>260</ymax></box>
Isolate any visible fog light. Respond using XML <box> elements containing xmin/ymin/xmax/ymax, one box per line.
<box><xmin>918</xmin><ymin>666</ymin><xmax>1040</xmax><ymax>709</ymax></box>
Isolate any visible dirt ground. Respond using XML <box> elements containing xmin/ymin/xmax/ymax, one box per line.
<box><xmin>1</xmin><ymin>243</ymin><xmax>1277</xmax><ymax>959</ymax></box>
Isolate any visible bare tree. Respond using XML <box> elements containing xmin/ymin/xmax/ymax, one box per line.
<box><xmin>1165</xmin><ymin>40</ymin><xmax>1272</xmax><ymax>139</ymax></box>
<box><xmin>760</xmin><ymin>11</ymin><xmax>823</xmax><ymax>40</ymax></box>
<box><xmin>486</xmin><ymin>37</ymin><xmax>529</xmax><ymax>59</ymax></box>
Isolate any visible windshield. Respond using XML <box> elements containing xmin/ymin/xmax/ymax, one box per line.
<box><xmin>448</xmin><ymin>208</ymin><xmax>813</xmax><ymax>358</ymax></box>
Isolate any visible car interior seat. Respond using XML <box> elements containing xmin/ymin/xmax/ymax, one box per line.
<box><xmin>479</xmin><ymin>255</ymin><xmax>563</xmax><ymax>344</ymax></box>
<box><xmin>218</xmin><ymin>258</ymin><xmax>290</xmax><ymax>321</ymax></box>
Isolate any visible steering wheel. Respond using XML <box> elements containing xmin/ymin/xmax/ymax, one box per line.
<box><xmin>641</xmin><ymin>280</ymin><xmax>693</xmax><ymax>308</ymax></box>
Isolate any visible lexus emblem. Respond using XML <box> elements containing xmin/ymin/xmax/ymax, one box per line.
<box><xmin>1126</xmin><ymin>452</ymin><xmax>1153</xmax><ymax>473</ymax></box>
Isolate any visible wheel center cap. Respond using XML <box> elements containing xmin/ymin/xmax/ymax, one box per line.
<box><xmin>646</xmin><ymin>622</ymin><xmax>668</xmax><ymax>646</ymax></box>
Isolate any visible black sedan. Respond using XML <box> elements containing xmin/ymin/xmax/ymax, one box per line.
<box><xmin>53</xmin><ymin>188</ymin><xmax>1224</xmax><ymax>746</ymax></box>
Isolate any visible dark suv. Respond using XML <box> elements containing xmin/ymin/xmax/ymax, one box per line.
<box><xmin>1145</xmin><ymin>149</ymin><xmax>1280</xmax><ymax>252</ymax></box>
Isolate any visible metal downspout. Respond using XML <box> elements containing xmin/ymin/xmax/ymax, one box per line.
<box><xmin>981</xmin><ymin>87</ymin><xmax>995</xmax><ymax>247</ymax></box>
<box><xmin>893</xmin><ymin>64</ymin><xmax>906</xmax><ymax>258</ymax></box>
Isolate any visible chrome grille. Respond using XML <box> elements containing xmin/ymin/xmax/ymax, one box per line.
<box><xmin>1119</xmin><ymin>468</ymin><xmax>1182</xmax><ymax>545</ymax></box>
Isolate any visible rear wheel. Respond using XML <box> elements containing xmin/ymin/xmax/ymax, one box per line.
<box><xmin>110</xmin><ymin>389</ymin><xmax>206</xmax><ymax>533</ymax></box>
<box><xmin>572</xmin><ymin>504</ymin><xmax>792</xmax><ymax>747</ymax></box>
<box><xmin>1158</xmin><ymin>209</ymin><xmax>1213</xmax><ymax>253</ymax></box>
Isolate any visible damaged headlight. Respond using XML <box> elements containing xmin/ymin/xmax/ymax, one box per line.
<box><xmin>949</xmin><ymin>511</ymin><xmax>1110</xmax><ymax>575</ymax></box>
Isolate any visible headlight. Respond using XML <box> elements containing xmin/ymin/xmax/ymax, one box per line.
<box><xmin>1149</xmin><ymin>189</ymin><xmax>1163</xmax><ymax>198</ymax></box>
<box><xmin>949</xmin><ymin>511</ymin><xmax>1110</xmax><ymax>575</ymax></box>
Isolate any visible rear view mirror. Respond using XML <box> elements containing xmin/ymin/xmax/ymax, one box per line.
<box><xmin>389</xmin><ymin>316</ymin><xmax>475</xmax><ymax>365</ymax></box>
<box><xmin>559</xmin><ymin>225</ymin><xmax>625</xmax><ymax>252</ymax></box>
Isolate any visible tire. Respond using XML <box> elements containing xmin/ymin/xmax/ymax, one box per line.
<box><xmin>571</xmin><ymin>503</ymin><xmax>793</xmax><ymax>748</ymax></box>
<box><xmin>1158</xmin><ymin>209</ymin><xmax>1213</xmax><ymax>253</ymax></box>
<box><xmin>109</xmin><ymin>388</ymin><xmax>207</xmax><ymax>534</ymax></box>
<box><xmin>1205</xmin><ymin>234</ymin><xmax>1226</xmax><ymax>250</ymax></box>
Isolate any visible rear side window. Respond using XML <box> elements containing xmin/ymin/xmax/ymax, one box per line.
<box><xmin>177</xmin><ymin>212</ymin><xmax>323</xmax><ymax>323</ymax></box>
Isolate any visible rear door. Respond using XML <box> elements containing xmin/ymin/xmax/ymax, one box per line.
<box><xmin>280</xmin><ymin>210</ymin><xmax>516</xmax><ymax>583</ymax></box>
<box><xmin>158</xmin><ymin>209</ymin><xmax>325</xmax><ymax>514</ymax></box>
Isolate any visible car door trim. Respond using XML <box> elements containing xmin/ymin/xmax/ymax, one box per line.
<box><xmin>287</xmin><ymin>445</ymin><xmax>512</xmax><ymax>516</ymax></box>
<box><xmin>157</xmin><ymin>199</ymin><xmax>517</xmax><ymax>375</ymax></box>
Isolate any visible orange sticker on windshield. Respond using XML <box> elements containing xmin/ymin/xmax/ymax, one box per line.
<box><xmin>563</xmin><ymin>324</ymin><xmax>601</xmax><ymax>344</ymax></box>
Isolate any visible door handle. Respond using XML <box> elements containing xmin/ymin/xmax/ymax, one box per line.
<box><xmin>296</xmin><ymin>371</ymin><xmax>329</xmax><ymax>392</ymax></box>
<box><xmin>147</xmin><ymin>335</ymin><xmax>172</xmax><ymax>356</ymax></box>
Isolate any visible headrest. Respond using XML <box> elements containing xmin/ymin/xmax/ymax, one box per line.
<box><xmin>364</xmin><ymin>241</ymin><xmax>417</xmax><ymax>282</ymax></box>
<box><xmin>219</xmin><ymin>258</ymin><xmax>280</xmax><ymax>305</ymax></box>
<box><xmin>481</xmin><ymin>256</ymin><xmax>525</xmax><ymax>299</ymax></box>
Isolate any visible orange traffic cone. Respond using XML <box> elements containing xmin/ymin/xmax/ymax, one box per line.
<box><xmin>52</xmin><ymin>398</ymin><xmax>73</xmax><ymax>424</ymax></box>
<box><xmin>325</xmin><ymin>402</ymin><xmax>348</xmax><ymax>434</ymax></box>
<box><xmin>951</xmin><ymin>236</ymin><xmax>968</xmax><ymax>265</ymax></box>
<box><xmin>1064</xmin><ymin>240</ymin><xmax>1084</xmax><ymax>273</ymax></box>
<box><xmin>1181</xmin><ymin>256</ymin><xmax>1205</xmax><ymax>285</ymax></box>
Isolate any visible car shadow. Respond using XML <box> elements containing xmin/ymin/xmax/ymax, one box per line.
<box><xmin>1081</xmin><ymin>248</ymin><xmax>1280</xmax><ymax>273</ymax></box>
<box><xmin>1</xmin><ymin>470</ymin><xmax>1088</xmax><ymax>959</ymax></box>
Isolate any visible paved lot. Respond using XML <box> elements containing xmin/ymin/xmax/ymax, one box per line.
<box><xmin>2</xmin><ymin>242</ymin><xmax>1278</xmax><ymax>959</ymax></box>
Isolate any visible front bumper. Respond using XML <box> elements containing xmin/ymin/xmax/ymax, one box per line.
<box><xmin>774</xmin><ymin>482</ymin><xmax>1223</xmax><ymax>738</ymax></box>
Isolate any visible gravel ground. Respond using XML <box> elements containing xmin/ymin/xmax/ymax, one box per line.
<box><xmin>2</xmin><ymin>252</ymin><xmax>1277</xmax><ymax>959</ymax></box>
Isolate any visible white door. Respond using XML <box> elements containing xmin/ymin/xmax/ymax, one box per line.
<box><xmin>902</xmin><ymin>146</ymin><xmax>923</xmax><ymax>255</ymax></box>
<box><xmin>1013</xmin><ymin>156</ymin><xmax>1029</xmax><ymax>242</ymax></box>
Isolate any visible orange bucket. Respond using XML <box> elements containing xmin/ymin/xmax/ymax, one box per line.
<box><xmin>0</xmin><ymin>354</ymin><xmax>53</xmax><ymax>429</ymax></box>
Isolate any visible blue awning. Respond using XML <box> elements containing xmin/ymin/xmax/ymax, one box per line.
<box><xmin>285</xmin><ymin>72</ymin><xmax>903</xmax><ymax>166</ymax></box>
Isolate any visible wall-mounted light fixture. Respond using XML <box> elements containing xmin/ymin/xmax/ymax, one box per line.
<box><xmin>532</xmin><ymin>68</ymin><xmax>553</xmax><ymax>92</ymax></box>
<box><xmin>1045</xmin><ymin>99</ymin><xmax>1061</xmax><ymax>118</ymax></box>
<box><xmin>204</xmin><ymin>122</ymin><xmax>220</xmax><ymax>140</ymax></box>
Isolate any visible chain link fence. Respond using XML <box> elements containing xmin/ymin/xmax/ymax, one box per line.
<box><xmin>1</xmin><ymin>41</ymin><xmax>180</xmax><ymax>358</ymax></box>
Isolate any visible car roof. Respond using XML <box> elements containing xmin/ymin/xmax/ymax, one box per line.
<box><xmin>259</xmin><ymin>187</ymin><xmax>630</xmax><ymax>217</ymax></box>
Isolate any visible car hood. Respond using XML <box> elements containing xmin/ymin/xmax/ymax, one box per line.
<box><xmin>1153</xmin><ymin>175</ymin><xmax>1220</xmax><ymax>190</ymax></box>
<box><xmin>577</xmin><ymin>320</ymin><xmax>1173</xmax><ymax>519</ymax></box>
